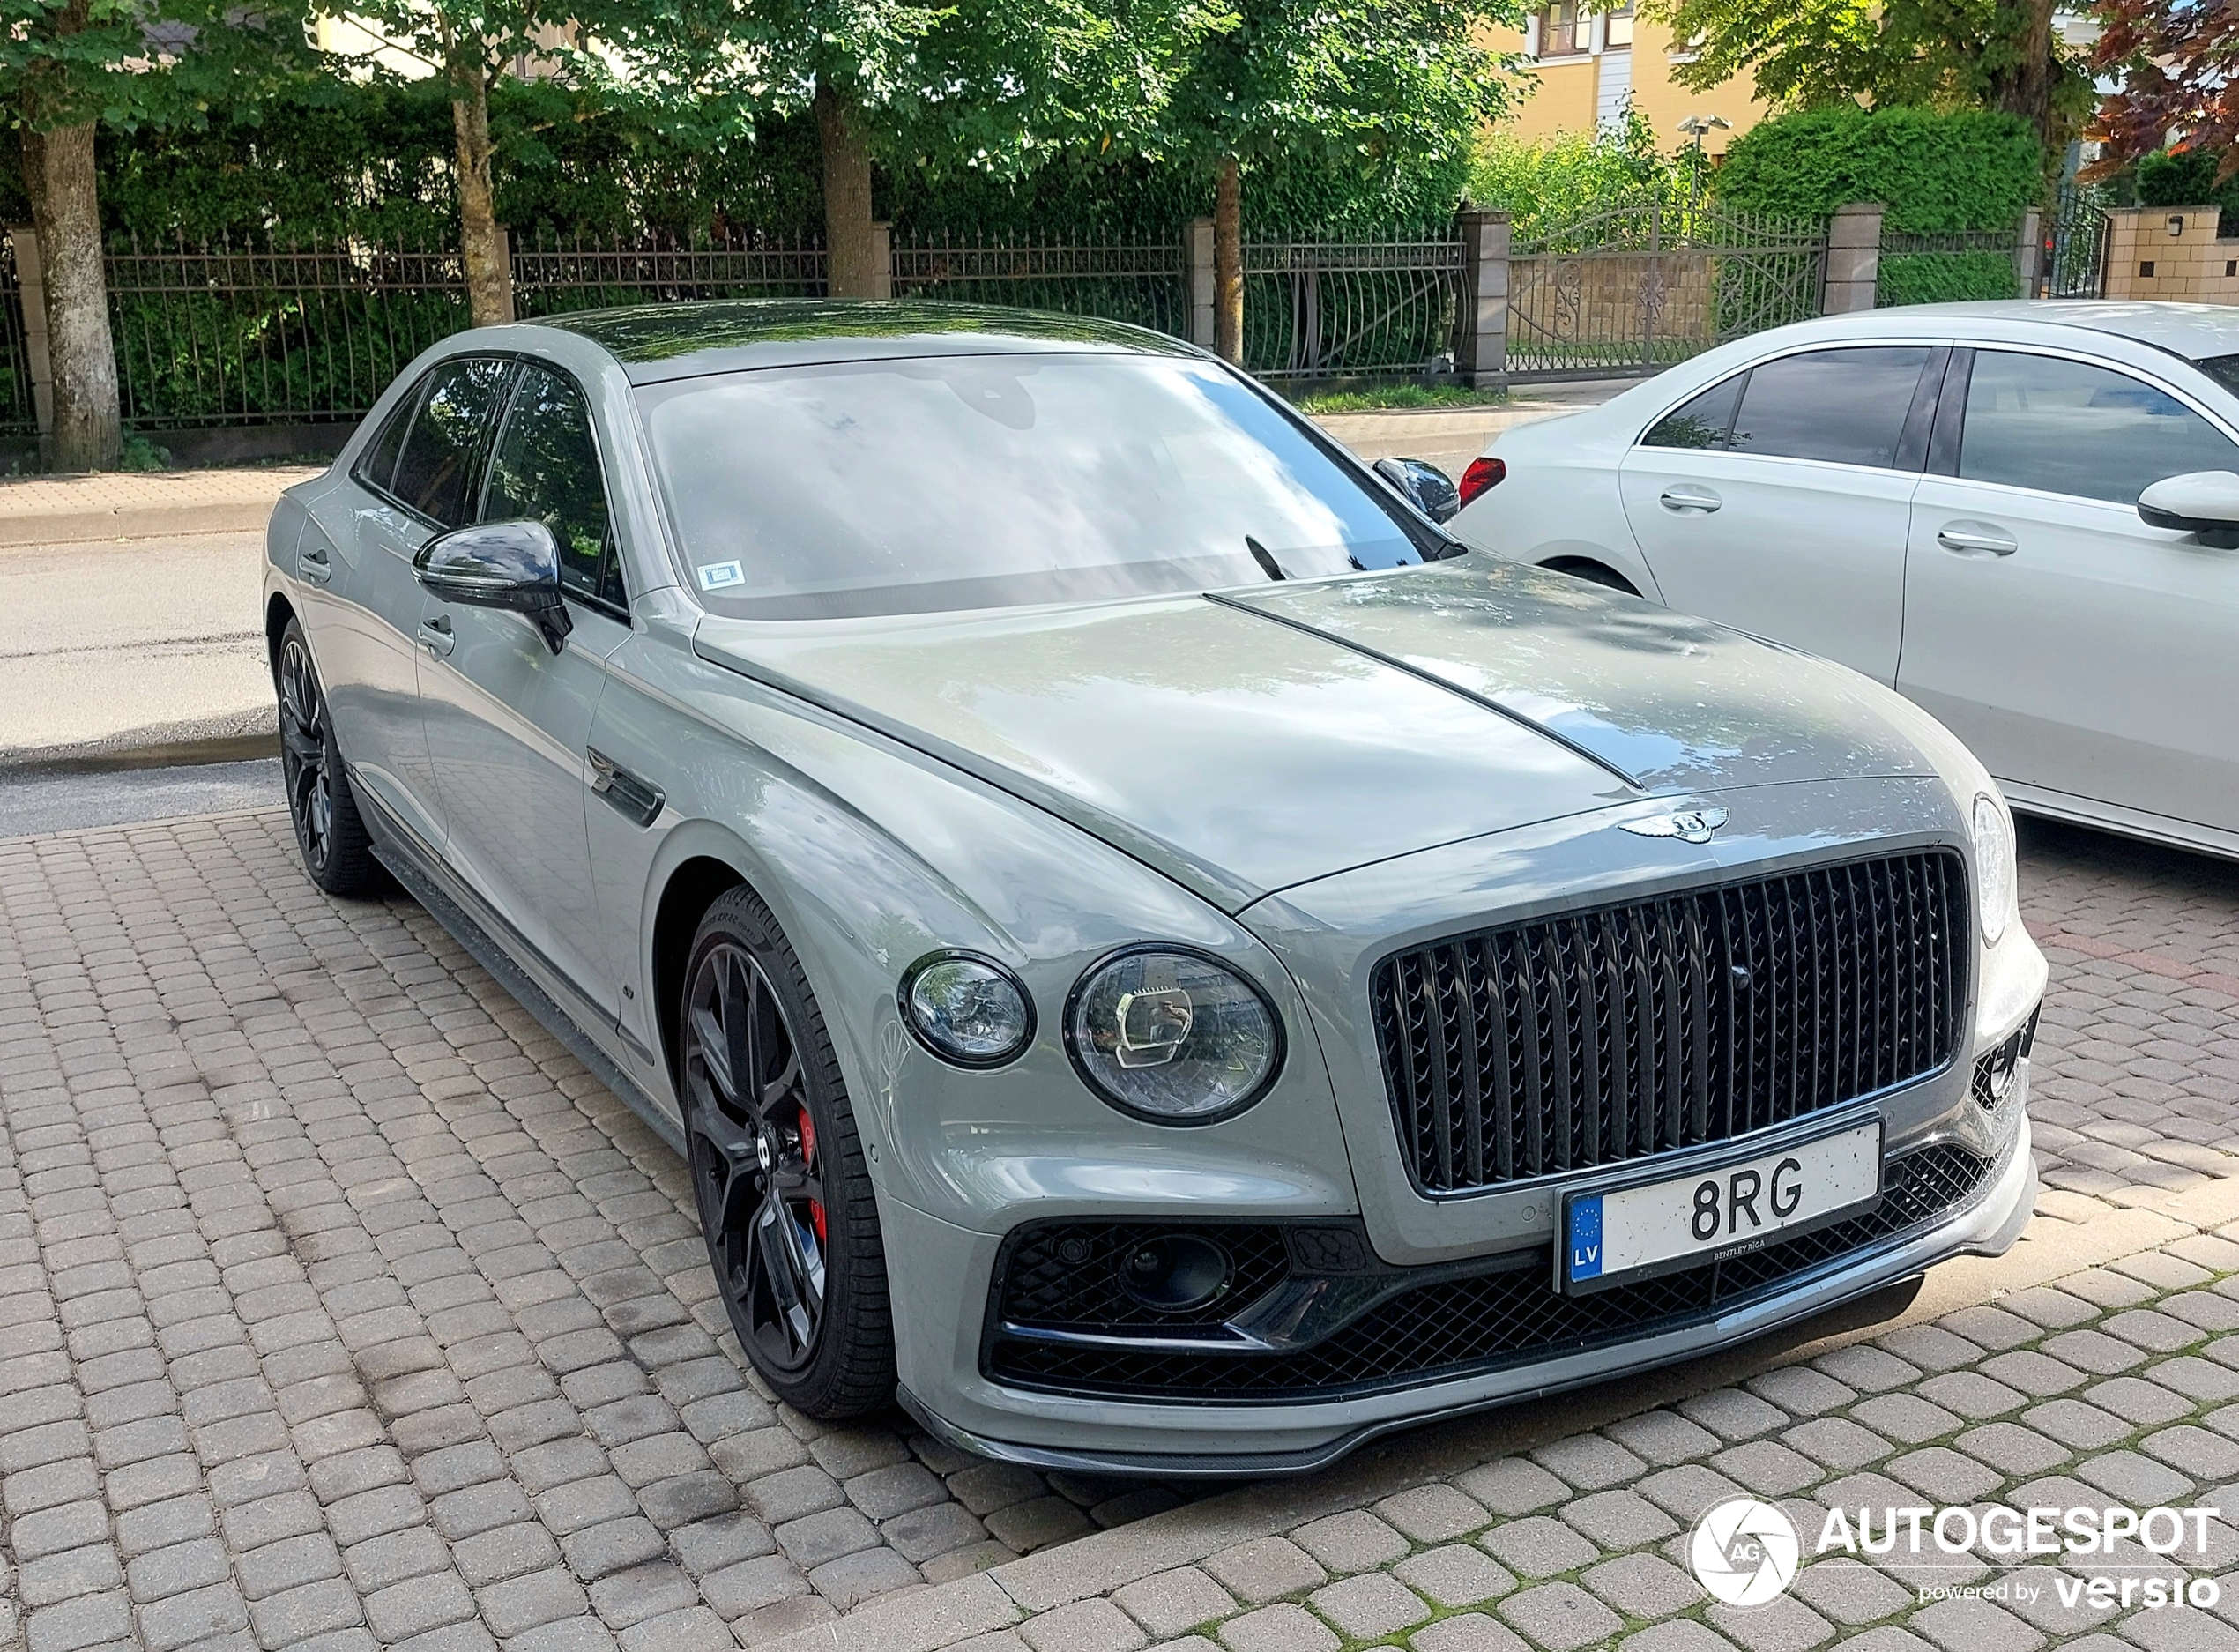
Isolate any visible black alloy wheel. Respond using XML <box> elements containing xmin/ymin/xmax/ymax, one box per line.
<box><xmin>681</xmin><ymin>887</ymin><xmax>894</xmax><ymax>1414</ymax></box>
<box><xmin>275</xmin><ymin>618</ymin><xmax>382</xmax><ymax>895</ymax></box>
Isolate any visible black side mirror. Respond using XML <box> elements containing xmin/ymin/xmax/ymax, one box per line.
<box><xmin>1374</xmin><ymin>457</ymin><xmax>1461</xmax><ymax>525</ymax></box>
<box><xmin>414</xmin><ymin>519</ymin><xmax>573</xmax><ymax>654</ymax></box>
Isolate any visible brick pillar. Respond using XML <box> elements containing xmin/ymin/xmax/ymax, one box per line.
<box><xmin>2102</xmin><ymin>205</ymin><xmax>2229</xmax><ymax>301</ymax></box>
<box><xmin>1454</xmin><ymin>209</ymin><xmax>1511</xmax><ymax>391</ymax></box>
<box><xmin>1821</xmin><ymin>203</ymin><xmax>1884</xmax><ymax>314</ymax></box>
<box><xmin>2014</xmin><ymin>208</ymin><xmax>2042</xmax><ymax>299</ymax></box>
<box><xmin>8</xmin><ymin>225</ymin><xmax>55</xmax><ymax>436</ymax></box>
<box><xmin>1186</xmin><ymin>219</ymin><xmax>1216</xmax><ymax>350</ymax></box>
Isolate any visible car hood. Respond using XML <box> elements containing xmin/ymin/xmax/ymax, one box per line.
<box><xmin>693</xmin><ymin>558</ymin><xmax>1934</xmax><ymax>912</ymax></box>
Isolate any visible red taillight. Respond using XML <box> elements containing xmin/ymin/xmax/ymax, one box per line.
<box><xmin>1459</xmin><ymin>456</ymin><xmax>1506</xmax><ymax>508</ymax></box>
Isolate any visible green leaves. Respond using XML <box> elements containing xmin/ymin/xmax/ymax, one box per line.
<box><xmin>1712</xmin><ymin>106</ymin><xmax>2043</xmax><ymax>232</ymax></box>
<box><xmin>3</xmin><ymin>0</ymin><xmax>316</xmax><ymax>133</ymax></box>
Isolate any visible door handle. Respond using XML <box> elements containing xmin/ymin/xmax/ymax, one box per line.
<box><xmin>1936</xmin><ymin>523</ymin><xmax>2018</xmax><ymax>557</ymax></box>
<box><xmin>300</xmin><ymin>545</ymin><xmax>332</xmax><ymax>586</ymax></box>
<box><xmin>1658</xmin><ymin>486</ymin><xmax>1722</xmax><ymax>515</ymax></box>
<box><xmin>418</xmin><ymin>613</ymin><xmax>456</xmax><ymax>657</ymax></box>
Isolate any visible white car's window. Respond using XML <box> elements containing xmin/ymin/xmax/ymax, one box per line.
<box><xmin>1641</xmin><ymin>376</ymin><xmax>1744</xmax><ymax>450</ymax></box>
<box><xmin>640</xmin><ymin>353</ymin><xmax>1435</xmax><ymax>620</ymax></box>
<box><xmin>1726</xmin><ymin>346</ymin><xmax>1933</xmax><ymax>468</ymax></box>
<box><xmin>1958</xmin><ymin>350</ymin><xmax>2239</xmax><ymax>506</ymax></box>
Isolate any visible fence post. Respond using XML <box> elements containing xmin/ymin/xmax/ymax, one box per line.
<box><xmin>2014</xmin><ymin>208</ymin><xmax>2043</xmax><ymax>298</ymax></box>
<box><xmin>1821</xmin><ymin>203</ymin><xmax>1884</xmax><ymax>314</ymax></box>
<box><xmin>1186</xmin><ymin>218</ymin><xmax>1216</xmax><ymax>350</ymax></box>
<box><xmin>869</xmin><ymin>222</ymin><xmax>893</xmax><ymax>300</ymax></box>
<box><xmin>1454</xmin><ymin>209</ymin><xmax>1511</xmax><ymax>390</ymax></box>
<box><xmin>8</xmin><ymin>225</ymin><xmax>55</xmax><ymax>437</ymax></box>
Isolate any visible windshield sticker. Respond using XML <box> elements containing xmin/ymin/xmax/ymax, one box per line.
<box><xmin>697</xmin><ymin>561</ymin><xmax>746</xmax><ymax>592</ymax></box>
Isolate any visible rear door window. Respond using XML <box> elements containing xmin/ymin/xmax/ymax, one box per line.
<box><xmin>391</xmin><ymin>356</ymin><xmax>517</xmax><ymax>528</ymax></box>
<box><xmin>1641</xmin><ymin>376</ymin><xmax>1744</xmax><ymax>449</ymax></box>
<box><xmin>1726</xmin><ymin>346</ymin><xmax>1936</xmax><ymax>468</ymax></box>
<box><xmin>1958</xmin><ymin>349</ymin><xmax>2239</xmax><ymax>504</ymax></box>
<box><xmin>356</xmin><ymin>379</ymin><xmax>421</xmax><ymax>495</ymax></box>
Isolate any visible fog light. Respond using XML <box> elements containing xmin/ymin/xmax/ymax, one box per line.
<box><xmin>1118</xmin><ymin>1234</ymin><xmax>1232</xmax><ymax>1313</ymax></box>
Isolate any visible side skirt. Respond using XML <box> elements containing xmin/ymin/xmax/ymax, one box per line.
<box><xmin>353</xmin><ymin>780</ymin><xmax>688</xmax><ymax>1160</ymax></box>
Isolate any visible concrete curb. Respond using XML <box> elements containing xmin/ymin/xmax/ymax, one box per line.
<box><xmin>758</xmin><ymin>1174</ymin><xmax>2239</xmax><ymax>1652</ymax></box>
<box><xmin>0</xmin><ymin>500</ymin><xmax>281</xmax><ymax>547</ymax></box>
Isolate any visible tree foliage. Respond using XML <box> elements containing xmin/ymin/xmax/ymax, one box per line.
<box><xmin>2090</xmin><ymin>0</ymin><xmax>2239</xmax><ymax>183</ymax></box>
<box><xmin>1712</xmin><ymin>105</ymin><xmax>2044</xmax><ymax>231</ymax></box>
<box><xmin>1467</xmin><ymin>107</ymin><xmax>1690</xmax><ymax>235</ymax></box>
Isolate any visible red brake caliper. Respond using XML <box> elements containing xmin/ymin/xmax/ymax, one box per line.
<box><xmin>798</xmin><ymin>1108</ymin><xmax>827</xmax><ymax>1247</ymax></box>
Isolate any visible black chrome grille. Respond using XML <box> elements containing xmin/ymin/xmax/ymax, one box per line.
<box><xmin>986</xmin><ymin>1143</ymin><xmax>1995</xmax><ymax>1403</ymax></box>
<box><xmin>1370</xmin><ymin>851</ymin><xmax>1969</xmax><ymax>1194</ymax></box>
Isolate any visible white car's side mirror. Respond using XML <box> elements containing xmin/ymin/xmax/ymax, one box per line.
<box><xmin>2138</xmin><ymin>469</ymin><xmax>2239</xmax><ymax>547</ymax></box>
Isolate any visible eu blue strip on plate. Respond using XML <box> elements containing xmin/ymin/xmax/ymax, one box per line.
<box><xmin>1567</xmin><ymin>1194</ymin><xmax>1603</xmax><ymax>1282</ymax></box>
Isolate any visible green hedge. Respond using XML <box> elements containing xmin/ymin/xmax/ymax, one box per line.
<box><xmin>0</xmin><ymin>77</ymin><xmax>1471</xmax><ymax>249</ymax></box>
<box><xmin>1713</xmin><ymin>106</ymin><xmax>2043</xmax><ymax>234</ymax></box>
<box><xmin>2135</xmin><ymin>148</ymin><xmax>2239</xmax><ymax>236</ymax></box>
<box><xmin>1876</xmin><ymin>249</ymin><xmax>2019</xmax><ymax>306</ymax></box>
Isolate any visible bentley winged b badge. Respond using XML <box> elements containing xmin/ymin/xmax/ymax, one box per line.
<box><xmin>1620</xmin><ymin>806</ymin><xmax>1730</xmax><ymax>845</ymax></box>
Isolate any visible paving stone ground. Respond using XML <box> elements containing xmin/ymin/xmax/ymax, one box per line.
<box><xmin>0</xmin><ymin>807</ymin><xmax>2232</xmax><ymax>1652</ymax></box>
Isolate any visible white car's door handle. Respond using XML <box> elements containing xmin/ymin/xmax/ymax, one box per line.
<box><xmin>418</xmin><ymin>613</ymin><xmax>456</xmax><ymax>658</ymax></box>
<box><xmin>1659</xmin><ymin>486</ymin><xmax>1722</xmax><ymax>515</ymax></box>
<box><xmin>1936</xmin><ymin>523</ymin><xmax>2018</xmax><ymax>557</ymax></box>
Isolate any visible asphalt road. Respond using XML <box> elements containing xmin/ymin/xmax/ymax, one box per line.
<box><xmin>0</xmin><ymin>755</ymin><xmax>282</xmax><ymax>837</ymax></box>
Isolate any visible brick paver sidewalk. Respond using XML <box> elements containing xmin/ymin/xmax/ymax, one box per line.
<box><xmin>0</xmin><ymin>807</ymin><xmax>2232</xmax><ymax>1652</ymax></box>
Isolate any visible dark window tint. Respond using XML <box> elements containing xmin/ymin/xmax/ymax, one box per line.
<box><xmin>357</xmin><ymin>381</ymin><xmax>420</xmax><ymax>494</ymax></box>
<box><xmin>2193</xmin><ymin>353</ymin><xmax>2239</xmax><ymax>397</ymax></box>
<box><xmin>392</xmin><ymin>357</ymin><xmax>515</xmax><ymax>528</ymax></box>
<box><xmin>1960</xmin><ymin>350</ymin><xmax>2239</xmax><ymax>504</ymax></box>
<box><xmin>1642</xmin><ymin>376</ymin><xmax>1743</xmax><ymax>449</ymax></box>
<box><xmin>483</xmin><ymin>366</ymin><xmax>616</xmax><ymax>605</ymax></box>
<box><xmin>1728</xmin><ymin>346</ymin><xmax>1933</xmax><ymax>468</ymax></box>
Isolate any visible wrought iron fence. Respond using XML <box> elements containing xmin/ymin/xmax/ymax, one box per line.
<box><xmin>1241</xmin><ymin>229</ymin><xmax>1466</xmax><ymax>382</ymax></box>
<box><xmin>1506</xmin><ymin>194</ymin><xmax>1824</xmax><ymax>378</ymax></box>
<box><xmin>2046</xmin><ymin>199</ymin><xmax>2110</xmax><ymax>298</ymax></box>
<box><xmin>0</xmin><ymin>234</ymin><xmax>34</xmax><ymax>441</ymax></box>
<box><xmin>890</xmin><ymin>234</ymin><xmax>1186</xmax><ymax>338</ymax></box>
<box><xmin>1877</xmin><ymin>227</ymin><xmax>2021</xmax><ymax>306</ymax></box>
<box><xmin>107</xmin><ymin>234</ymin><xmax>468</xmax><ymax>428</ymax></box>
<box><xmin>512</xmin><ymin>231</ymin><xmax>825</xmax><ymax>316</ymax></box>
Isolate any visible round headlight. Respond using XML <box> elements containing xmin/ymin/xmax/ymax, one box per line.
<box><xmin>1066</xmin><ymin>948</ymin><xmax>1283</xmax><ymax>1124</ymax></box>
<box><xmin>899</xmin><ymin>953</ymin><xmax>1034</xmax><ymax>1068</ymax></box>
<box><xmin>1972</xmin><ymin>792</ymin><xmax>2012</xmax><ymax>947</ymax></box>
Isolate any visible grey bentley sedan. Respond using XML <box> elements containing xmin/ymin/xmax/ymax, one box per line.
<box><xmin>263</xmin><ymin>302</ymin><xmax>2047</xmax><ymax>1473</ymax></box>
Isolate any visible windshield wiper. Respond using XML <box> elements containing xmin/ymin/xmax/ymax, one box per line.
<box><xmin>1246</xmin><ymin>536</ymin><xmax>1286</xmax><ymax>581</ymax></box>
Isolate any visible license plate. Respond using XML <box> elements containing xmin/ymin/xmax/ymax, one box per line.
<box><xmin>1561</xmin><ymin>1118</ymin><xmax>1883</xmax><ymax>1295</ymax></box>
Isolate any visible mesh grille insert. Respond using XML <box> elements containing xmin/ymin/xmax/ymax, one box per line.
<box><xmin>986</xmin><ymin>1142</ymin><xmax>1996</xmax><ymax>1403</ymax></box>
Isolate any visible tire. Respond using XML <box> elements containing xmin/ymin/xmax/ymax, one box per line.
<box><xmin>275</xmin><ymin>618</ymin><xmax>384</xmax><ymax>896</ymax></box>
<box><xmin>1543</xmin><ymin>558</ymin><xmax>1640</xmax><ymax>597</ymax></box>
<box><xmin>680</xmin><ymin>886</ymin><xmax>895</xmax><ymax>1417</ymax></box>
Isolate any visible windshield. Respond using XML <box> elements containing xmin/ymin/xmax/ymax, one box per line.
<box><xmin>638</xmin><ymin>353</ymin><xmax>1433</xmax><ymax>620</ymax></box>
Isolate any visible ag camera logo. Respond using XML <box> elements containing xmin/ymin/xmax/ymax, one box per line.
<box><xmin>1691</xmin><ymin>1499</ymin><xmax>1800</xmax><ymax>1607</ymax></box>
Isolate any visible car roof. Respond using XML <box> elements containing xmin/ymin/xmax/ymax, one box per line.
<box><xmin>539</xmin><ymin>299</ymin><xmax>1201</xmax><ymax>383</ymax></box>
<box><xmin>1789</xmin><ymin>300</ymin><xmax>2239</xmax><ymax>362</ymax></box>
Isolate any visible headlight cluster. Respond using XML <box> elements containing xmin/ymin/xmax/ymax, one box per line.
<box><xmin>899</xmin><ymin>945</ymin><xmax>1283</xmax><ymax>1123</ymax></box>
<box><xmin>1972</xmin><ymin>792</ymin><xmax>2013</xmax><ymax>947</ymax></box>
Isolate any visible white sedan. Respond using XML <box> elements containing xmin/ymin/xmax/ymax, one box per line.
<box><xmin>1447</xmin><ymin>301</ymin><xmax>2239</xmax><ymax>861</ymax></box>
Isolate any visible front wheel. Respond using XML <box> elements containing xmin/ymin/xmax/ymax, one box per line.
<box><xmin>275</xmin><ymin>618</ymin><xmax>383</xmax><ymax>896</ymax></box>
<box><xmin>681</xmin><ymin>886</ymin><xmax>895</xmax><ymax>1417</ymax></box>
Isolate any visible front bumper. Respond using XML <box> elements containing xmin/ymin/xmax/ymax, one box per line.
<box><xmin>888</xmin><ymin>1097</ymin><xmax>2037</xmax><ymax>1477</ymax></box>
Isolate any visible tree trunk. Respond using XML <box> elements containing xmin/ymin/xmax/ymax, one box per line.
<box><xmin>817</xmin><ymin>85</ymin><xmax>881</xmax><ymax>299</ymax></box>
<box><xmin>1214</xmin><ymin>155</ymin><xmax>1243</xmax><ymax>366</ymax></box>
<box><xmin>449</xmin><ymin>58</ymin><xmax>514</xmax><ymax>327</ymax></box>
<box><xmin>1996</xmin><ymin>0</ymin><xmax>2058</xmax><ymax>151</ymax></box>
<box><xmin>21</xmin><ymin>121</ymin><xmax>120</xmax><ymax>472</ymax></box>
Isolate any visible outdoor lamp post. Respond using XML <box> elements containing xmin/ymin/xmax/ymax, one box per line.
<box><xmin>1677</xmin><ymin>114</ymin><xmax>1730</xmax><ymax>201</ymax></box>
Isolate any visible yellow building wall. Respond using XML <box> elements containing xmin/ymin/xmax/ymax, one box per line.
<box><xmin>1483</xmin><ymin>17</ymin><xmax>1772</xmax><ymax>159</ymax></box>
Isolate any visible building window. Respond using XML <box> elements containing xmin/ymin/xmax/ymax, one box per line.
<box><xmin>1605</xmin><ymin>1</ymin><xmax>1634</xmax><ymax>48</ymax></box>
<box><xmin>1538</xmin><ymin>0</ymin><xmax>1581</xmax><ymax>56</ymax></box>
